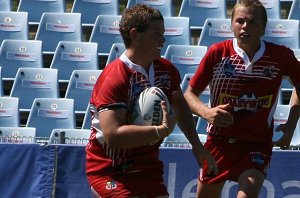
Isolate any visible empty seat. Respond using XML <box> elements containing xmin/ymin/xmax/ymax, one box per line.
<box><xmin>161</xmin><ymin>17</ymin><xmax>191</xmax><ymax>55</ymax></box>
<box><xmin>126</xmin><ymin>0</ymin><xmax>173</xmax><ymax>17</ymax></box>
<box><xmin>0</xmin><ymin>127</ymin><xmax>36</xmax><ymax>143</ymax></box>
<box><xmin>89</xmin><ymin>15</ymin><xmax>123</xmax><ymax>56</ymax></box>
<box><xmin>178</xmin><ymin>0</ymin><xmax>227</xmax><ymax>30</ymax></box>
<box><xmin>17</xmin><ymin>0</ymin><xmax>66</xmax><ymax>25</ymax></box>
<box><xmin>0</xmin><ymin>39</ymin><xmax>43</xmax><ymax>81</ymax></box>
<box><xmin>262</xmin><ymin>19</ymin><xmax>299</xmax><ymax>49</ymax></box>
<box><xmin>65</xmin><ymin>70</ymin><xmax>102</xmax><ymax>114</ymax></box>
<box><xmin>0</xmin><ymin>67</ymin><xmax>3</xmax><ymax>96</ymax></box>
<box><xmin>0</xmin><ymin>11</ymin><xmax>28</xmax><ymax>45</ymax></box>
<box><xmin>288</xmin><ymin>0</ymin><xmax>300</xmax><ymax>21</ymax></box>
<box><xmin>49</xmin><ymin>128</ymin><xmax>91</xmax><ymax>145</ymax></box>
<box><xmin>105</xmin><ymin>43</ymin><xmax>126</xmax><ymax>65</ymax></box>
<box><xmin>164</xmin><ymin>44</ymin><xmax>207</xmax><ymax>79</ymax></box>
<box><xmin>10</xmin><ymin>68</ymin><xmax>59</xmax><ymax>112</ymax></box>
<box><xmin>198</xmin><ymin>18</ymin><xmax>234</xmax><ymax>47</ymax></box>
<box><xmin>49</xmin><ymin>41</ymin><xmax>99</xmax><ymax>82</ymax></box>
<box><xmin>0</xmin><ymin>0</ymin><xmax>12</xmax><ymax>11</ymax></box>
<box><xmin>26</xmin><ymin>98</ymin><xmax>76</xmax><ymax>142</ymax></box>
<box><xmin>162</xmin><ymin>133</ymin><xmax>191</xmax><ymax>148</ymax></box>
<box><xmin>260</xmin><ymin>0</ymin><xmax>281</xmax><ymax>19</ymax></box>
<box><xmin>35</xmin><ymin>13</ymin><xmax>82</xmax><ymax>54</ymax></box>
<box><xmin>180</xmin><ymin>73</ymin><xmax>210</xmax><ymax>105</ymax></box>
<box><xmin>71</xmin><ymin>0</ymin><xmax>119</xmax><ymax>26</ymax></box>
<box><xmin>273</xmin><ymin>104</ymin><xmax>300</xmax><ymax>147</ymax></box>
<box><xmin>82</xmin><ymin>103</ymin><xmax>92</xmax><ymax>129</ymax></box>
<box><xmin>293</xmin><ymin>48</ymin><xmax>300</xmax><ymax>61</ymax></box>
<box><xmin>0</xmin><ymin>96</ymin><xmax>20</xmax><ymax>127</ymax></box>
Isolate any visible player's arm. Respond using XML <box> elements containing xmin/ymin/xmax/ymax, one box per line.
<box><xmin>184</xmin><ymin>85</ymin><xmax>234</xmax><ymax>128</ymax></box>
<box><xmin>99</xmin><ymin>106</ymin><xmax>170</xmax><ymax>149</ymax></box>
<box><xmin>172</xmin><ymin>87</ymin><xmax>218</xmax><ymax>175</ymax></box>
<box><xmin>275</xmin><ymin>85</ymin><xmax>300</xmax><ymax>149</ymax></box>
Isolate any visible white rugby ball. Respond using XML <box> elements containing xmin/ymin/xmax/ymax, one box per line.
<box><xmin>130</xmin><ymin>87</ymin><xmax>170</xmax><ymax>126</ymax></box>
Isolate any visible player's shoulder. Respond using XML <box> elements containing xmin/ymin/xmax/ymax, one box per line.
<box><xmin>264</xmin><ymin>40</ymin><xmax>294</xmax><ymax>55</ymax></box>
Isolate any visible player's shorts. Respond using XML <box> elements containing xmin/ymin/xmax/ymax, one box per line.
<box><xmin>88</xmin><ymin>170</ymin><xmax>168</xmax><ymax>198</ymax></box>
<box><xmin>199</xmin><ymin>135</ymin><xmax>273</xmax><ymax>184</ymax></box>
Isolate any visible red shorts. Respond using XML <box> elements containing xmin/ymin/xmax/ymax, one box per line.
<box><xmin>88</xmin><ymin>170</ymin><xmax>168</xmax><ymax>198</ymax></box>
<box><xmin>199</xmin><ymin>135</ymin><xmax>273</xmax><ymax>184</ymax></box>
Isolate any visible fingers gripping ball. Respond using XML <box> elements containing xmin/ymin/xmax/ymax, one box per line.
<box><xmin>131</xmin><ymin>87</ymin><xmax>170</xmax><ymax>126</ymax></box>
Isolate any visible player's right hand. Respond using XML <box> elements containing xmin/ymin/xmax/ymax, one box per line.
<box><xmin>204</xmin><ymin>103</ymin><xmax>234</xmax><ymax>128</ymax></box>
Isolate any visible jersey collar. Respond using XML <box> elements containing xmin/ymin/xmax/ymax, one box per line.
<box><xmin>233</xmin><ymin>38</ymin><xmax>265</xmax><ymax>69</ymax></box>
<box><xmin>120</xmin><ymin>51</ymin><xmax>155</xmax><ymax>86</ymax></box>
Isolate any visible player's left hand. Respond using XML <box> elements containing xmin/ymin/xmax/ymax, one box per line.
<box><xmin>193</xmin><ymin>145</ymin><xmax>218</xmax><ymax>175</ymax></box>
<box><xmin>274</xmin><ymin>123</ymin><xmax>295</xmax><ymax>150</ymax></box>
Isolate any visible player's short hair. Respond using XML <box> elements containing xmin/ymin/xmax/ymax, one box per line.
<box><xmin>119</xmin><ymin>4</ymin><xmax>164</xmax><ymax>48</ymax></box>
<box><xmin>232</xmin><ymin>0</ymin><xmax>268</xmax><ymax>29</ymax></box>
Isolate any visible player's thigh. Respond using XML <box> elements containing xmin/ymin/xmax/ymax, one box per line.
<box><xmin>237</xmin><ymin>168</ymin><xmax>265</xmax><ymax>198</ymax></box>
<box><xmin>196</xmin><ymin>179</ymin><xmax>225</xmax><ymax>198</ymax></box>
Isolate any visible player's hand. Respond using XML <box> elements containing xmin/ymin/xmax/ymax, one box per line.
<box><xmin>274</xmin><ymin>123</ymin><xmax>295</xmax><ymax>150</ymax></box>
<box><xmin>204</xmin><ymin>103</ymin><xmax>234</xmax><ymax>128</ymax></box>
<box><xmin>161</xmin><ymin>101</ymin><xmax>176</xmax><ymax>136</ymax></box>
<box><xmin>193</xmin><ymin>145</ymin><xmax>218</xmax><ymax>175</ymax></box>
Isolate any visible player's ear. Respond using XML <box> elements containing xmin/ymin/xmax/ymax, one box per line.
<box><xmin>129</xmin><ymin>28</ymin><xmax>138</xmax><ymax>40</ymax></box>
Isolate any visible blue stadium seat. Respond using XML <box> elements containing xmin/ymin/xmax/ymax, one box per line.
<box><xmin>0</xmin><ymin>11</ymin><xmax>28</xmax><ymax>45</ymax></box>
<box><xmin>260</xmin><ymin>0</ymin><xmax>281</xmax><ymax>19</ymax></box>
<box><xmin>10</xmin><ymin>68</ymin><xmax>59</xmax><ymax>112</ymax></box>
<box><xmin>106</xmin><ymin>43</ymin><xmax>126</xmax><ymax>65</ymax></box>
<box><xmin>273</xmin><ymin>104</ymin><xmax>300</xmax><ymax>147</ymax></box>
<box><xmin>180</xmin><ymin>73</ymin><xmax>211</xmax><ymax>105</ymax></box>
<box><xmin>178</xmin><ymin>0</ymin><xmax>227</xmax><ymax>30</ymax></box>
<box><xmin>262</xmin><ymin>19</ymin><xmax>299</xmax><ymax>49</ymax></box>
<box><xmin>89</xmin><ymin>15</ymin><xmax>123</xmax><ymax>56</ymax></box>
<box><xmin>0</xmin><ymin>96</ymin><xmax>20</xmax><ymax>127</ymax></box>
<box><xmin>292</xmin><ymin>48</ymin><xmax>300</xmax><ymax>61</ymax></box>
<box><xmin>65</xmin><ymin>70</ymin><xmax>102</xmax><ymax>114</ymax></box>
<box><xmin>198</xmin><ymin>18</ymin><xmax>234</xmax><ymax>47</ymax></box>
<box><xmin>35</xmin><ymin>13</ymin><xmax>82</xmax><ymax>54</ymax></box>
<box><xmin>49</xmin><ymin>128</ymin><xmax>91</xmax><ymax>145</ymax></box>
<box><xmin>126</xmin><ymin>0</ymin><xmax>173</xmax><ymax>16</ymax></box>
<box><xmin>0</xmin><ymin>127</ymin><xmax>36</xmax><ymax>143</ymax></box>
<box><xmin>164</xmin><ymin>44</ymin><xmax>207</xmax><ymax>79</ymax></box>
<box><xmin>17</xmin><ymin>0</ymin><xmax>66</xmax><ymax>25</ymax></box>
<box><xmin>0</xmin><ymin>0</ymin><xmax>12</xmax><ymax>11</ymax></box>
<box><xmin>0</xmin><ymin>67</ymin><xmax>3</xmax><ymax>96</ymax></box>
<box><xmin>0</xmin><ymin>39</ymin><xmax>43</xmax><ymax>81</ymax></box>
<box><xmin>161</xmin><ymin>17</ymin><xmax>191</xmax><ymax>55</ymax></box>
<box><xmin>162</xmin><ymin>133</ymin><xmax>191</xmax><ymax>148</ymax></box>
<box><xmin>49</xmin><ymin>41</ymin><xmax>99</xmax><ymax>82</ymax></box>
<box><xmin>82</xmin><ymin>103</ymin><xmax>92</xmax><ymax>129</ymax></box>
<box><xmin>26</xmin><ymin>98</ymin><xmax>76</xmax><ymax>142</ymax></box>
<box><xmin>288</xmin><ymin>0</ymin><xmax>300</xmax><ymax>20</ymax></box>
<box><xmin>71</xmin><ymin>0</ymin><xmax>119</xmax><ymax>26</ymax></box>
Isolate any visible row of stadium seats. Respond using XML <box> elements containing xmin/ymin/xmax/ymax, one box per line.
<box><xmin>2</xmin><ymin>0</ymin><xmax>298</xmax><ymax>26</ymax></box>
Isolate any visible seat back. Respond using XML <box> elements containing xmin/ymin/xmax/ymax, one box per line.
<box><xmin>161</xmin><ymin>17</ymin><xmax>191</xmax><ymax>55</ymax></box>
<box><xmin>106</xmin><ymin>43</ymin><xmax>126</xmax><ymax>65</ymax></box>
<box><xmin>35</xmin><ymin>13</ymin><xmax>82</xmax><ymax>54</ymax></box>
<box><xmin>293</xmin><ymin>48</ymin><xmax>300</xmax><ymax>61</ymax></box>
<box><xmin>17</xmin><ymin>0</ymin><xmax>66</xmax><ymax>25</ymax></box>
<box><xmin>178</xmin><ymin>0</ymin><xmax>227</xmax><ymax>30</ymax></box>
<box><xmin>10</xmin><ymin>68</ymin><xmax>59</xmax><ymax>111</ymax></box>
<box><xmin>71</xmin><ymin>0</ymin><xmax>119</xmax><ymax>26</ymax></box>
<box><xmin>0</xmin><ymin>67</ymin><xmax>3</xmax><ymax>96</ymax></box>
<box><xmin>198</xmin><ymin>18</ymin><xmax>234</xmax><ymax>47</ymax></box>
<box><xmin>126</xmin><ymin>0</ymin><xmax>173</xmax><ymax>16</ymax></box>
<box><xmin>0</xmin><ymin>0</ymin><xmax>12</xmax><ymax>11</ymax></box>
<box><xmin>0</xmin><ymin>39</ymin><xmax>43</xmax><ymax>80</ymax></box>
<box><xmin>82</xmin><ymin>103</ymin><xmax>92</xmax><ymax>129</ymax></box>
<box><xmin>260</xmin><ymin>0</ymin><xmax>281</xmax><ymax>19</ymax></box>
<box><xmin>65</xmin><ymin>70</ymin><xmax>102</xmax><ymax>113</ymax></box>
<box><xmin>89</xmin><ymin>15</ymin><xmax>123</xmax><ymax>56</ymax></box>
<box><xmin>273</xmin><ymin>105</ymin><xmax>300</xmax><ymax>146</ymax></box>
<box><xmin>288</xmin><ymin>0</ymin><xmax>300</xmax><ymax>19</ymax></box>
<box><xmin>162</xmin><ymin>133</ymin><xmax>191</xmax><ymax>148</ymax></box>
<box><xmin>180</xmin><ymin>73</ymin><xmax>211</xmax><ymax>105</ymax></box>
<box><xmin>26</xmin><ymin>98</ymin><xmax>76</xmax><ymax>141</ymax></box>
<box><xmin>164</xmin><ymin>44</ymin><xmax>207</xmax><ymax>79</ymax></box>
<box><xmin>50</xmin><ymin>41</ymin><xmax>99</xmax><ymax>82</ymax></box>
<box><xmin>49</xmin><ymin>128</ymin><xmax>91</xmax><ymax>145</ymax></box>
<box><xmin>0</xmin><ymin>97</ymin><xmax>19</xmax><ymax>127</ymax></box>
<box><xmin>0</xmin><ymin>127</ymin><xmax>36</xmax><ymax>143</ymax></box>
<box><xmin>0</xmin><ymin>11</ymin><xmax>28</xmax><ymax>45</ymax></box>
<box><xmin>262</xmin><ymin>19</ymin><xmax>299</xmax><ymax>49</ymax></box>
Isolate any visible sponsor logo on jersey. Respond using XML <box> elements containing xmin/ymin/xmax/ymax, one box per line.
<box><xmin>220</xmin><ymin>93</ymin><xmax>273</xmax><ymax>112</ymax></box>
<box><xmin>223</xmin><ymin>63</ymin><xmax>235</xmax><ymax>77</ymax></box>
<box><xmin>251</xmin><ymin>152</ymin><xmax>266</xmax><ymax>165</ymax></box>
<box><xmin>106</xmin><ymin>180</ymin><xmax>117</xmax><ymax>190</ymax></box>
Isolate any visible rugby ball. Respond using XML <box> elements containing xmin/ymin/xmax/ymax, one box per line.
<box><xmin>130</xmin><ymin>87</ymin><xmax>170</xmax><ymax>126</ymax></box>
